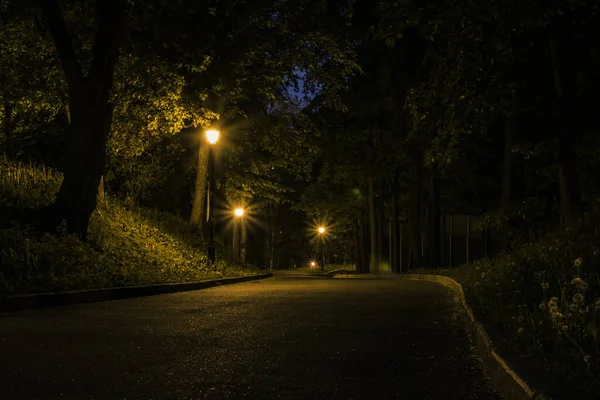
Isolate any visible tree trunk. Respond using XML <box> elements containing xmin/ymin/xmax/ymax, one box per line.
<box><xmin>549</xmin><ymin>36</ymin><xmax>582</xmax><ymax>225</ymax></box>
<box><xmin>42</xmin><ymin>0</ymin><xmax>124</xmax><ymax>239</ymax></box>
<box><xmin>391</xmin><ymin>167</ymin><xmax>400</xmax><ymax>273</ymax></box>
<box><xmin>353</xmin><ymin>218</ymin><xmax>362</xmax><ymax>272</ymax></box>
<box><xmin>190</xmin><ymin>145</ymin><xmax>209</xmax><ymax>227</ymax></box>
<box><xmin>409</xmin><ymin>154</ymin><xmax>423</xmax><ymax>269</ymax></box>
<box><xmin>368</xmin><ymin>174</ymin><xmax>378</xmax><ymax>273</ymax></box>
<box><xmin>429</xmin><ymin>169</ymin><xmax>441</xmax><ymax>268</ymax></box>
<box><xmin>97</xmin><ymin>175</ymin><xmax>105</xmax><ymax>206</ymax></box>
<box><xmin>558</xmin><ymin>136</ymin><xmax>582</xmax><ymax>225</ymax></box>
<box><xmin>500</xmin><ymin>114</ymin><xmax>515</xmax><ymax>209</ymax></box>
<box><xmin>3</xmin><ymin>101</ymin><xmax>15</xmax><ymax>158</ymax></box>
<box><xmin>265</xmin><ymin>202</ymin><xmax>276</xmax><ymax>270</ymax></box>
<box><xmin>358</xmin><ymin>210</ymin><xmax>369</xmax><ymax>273</ymax></box>
<box><xmin>377</xmin><ymin>197</ymin><xmax>384</xmax><ymax>270</ymax></box>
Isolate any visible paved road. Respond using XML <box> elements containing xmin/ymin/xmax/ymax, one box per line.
<box><xmin>0</xmin><ymin>274</ymin><xmax>500</xmax><ymax>399</ymax></box>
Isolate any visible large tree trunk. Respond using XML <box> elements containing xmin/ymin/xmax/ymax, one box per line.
<box><xmin>190</xmin><ymin>145</ymin><xmax>209</xmax><ymax>227</ymax></box>
<box><xmin>391</xmin><ymin>168</ymin><xmax>400</xmax><ymax>273</ymax></box>
<box><xmin>368</xmin><ymin>174</ymin><xmax>378</xmax><ymax>273</ymax></box>
<box><xmin>42</xmin><ymin>0</ymin><xmax>124</xmax><ymax>239</ymax></box>
<box><xmin>409</xmin><ymin>154</ymin><xmax>423</xmax><ymax>269</ymax></box>
<box><xmin>429</xmin><ymin>168</ymin><xmax>441</xmax><ymax>268</ymax></box>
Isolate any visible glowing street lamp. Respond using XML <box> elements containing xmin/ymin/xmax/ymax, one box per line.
<box><xmin>205</xmin><ymin>129</ymin><xmax>220</xmax><ymax>265</ymax></box>
<box><xmin>318</xmin><ymin>226</ymin><xmax>325</xmax><ymax>234</ymax></box>
<box><xmin>234</xmin><ymin>208</ymin><xmax>244</xmax><ymax>217</ymax></box>
<box><xmin>205</xmin><ymin>129</ymin><xmax>220</xmax><ymax>145</ymax></box>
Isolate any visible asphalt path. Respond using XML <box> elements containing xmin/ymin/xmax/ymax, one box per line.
<box><xmin>0</xmin><ymin>274</ymin><xmax>501</xmax><ymax>399</ymax></box>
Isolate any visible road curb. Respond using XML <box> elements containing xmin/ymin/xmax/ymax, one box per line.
<box><xmin>0</xmin><ymin>273</ymin><xmax>272</xmax><ymax>313</ymax></box>
<box><xmin>399</xmin><ymin>274</ymin><xmax>546</xmax><ymax>400</ymax></box>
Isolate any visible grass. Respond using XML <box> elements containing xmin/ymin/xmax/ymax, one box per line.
<box><xmin>428</xmin><ymin>217</ymin><xmax>600</xmax><ymax>399</ymax></box>
<box><xmin>0</xmin><ymin>159</ymin><xmax>261</xmax><ymax>296</ymax></box>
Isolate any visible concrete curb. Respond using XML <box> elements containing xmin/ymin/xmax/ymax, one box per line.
<box><xmin>0</xmin><ymin>273</ymin><xmax>272</xmax><ymax>313</ymax></box>
<box><xmin>399</xmin><ymin>274</ymin><xmax>547</xmax><ymax>400</ymax></box>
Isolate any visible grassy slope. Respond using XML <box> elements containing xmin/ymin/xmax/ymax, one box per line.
<box><xmin>0</xmin><ymin>159</ymin><xmax>260</xmax><ymax>295</ymax></box>
<box><xmin>430</xmin><ymin>217</ymin><xmax>600</xmax><ymax>399</ymax></box>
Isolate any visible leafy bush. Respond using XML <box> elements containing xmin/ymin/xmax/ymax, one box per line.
<box><xmin>0</xmin><ymin>159</ymin><xmax>260</xmax><ymax>295</ymax></box>
<box><xmin>457</xmin><ymin>214</ymin><xmax>600</xmax><ymax>398</ymax></box>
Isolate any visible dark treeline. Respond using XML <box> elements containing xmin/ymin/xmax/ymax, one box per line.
<box><xmin>2</xmin><ymin>0</ymin><xmax>600</xmax><ymax>269</ymax></box>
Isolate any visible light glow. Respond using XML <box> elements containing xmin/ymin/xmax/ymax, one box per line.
<box><xmin>205</xmin><ymin>129</ymin><xmax>220</xmax><ymax>144</ymax></box>
<box><xmin>318</xmin><ymin>226</ymin><xmax>325</xmax><ymax>234</ymax></box>
<box><xmin>234</xmin><ymin>208</ymin><xmax>244</xmax><ymax>217</ymax></box>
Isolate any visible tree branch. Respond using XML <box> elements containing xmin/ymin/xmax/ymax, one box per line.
<box><xmin>39</xmin><ymin>0</ymin><xmax>82</xmax><ymax>91</ymax></box>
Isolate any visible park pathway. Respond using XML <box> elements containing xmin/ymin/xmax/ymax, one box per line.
<box><xmin>0</xmin><ymin>274</ymin><xmax>500</xmax><ymax>399</ymax></box>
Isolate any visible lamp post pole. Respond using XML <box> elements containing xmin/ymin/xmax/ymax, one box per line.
<box><xmin>204</xmin><ymin>129</ymin><xmax>219</xmax><ymax>266</ymax></box>
<box><xmin>233</xmin><ymin>208</ymin><xmax>244</xmax><ymax>263</ymax></box>
<box><xmin>321</xmin><ymin>238</ymin><xmax>325</xmax><ymax>272</ymax></box>
<box><xmin>318</xmin><ymin>226</ymin><xmax>326</xmax><ymax>272</ymax></box>
<box><xmin>207</xmin><ymin>144</ymin><xmax>216</xmax><ymax>265</ymax></box>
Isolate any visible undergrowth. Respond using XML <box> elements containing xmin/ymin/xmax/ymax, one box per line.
<box><xmin>0</xmin><ymin>159</ymin><xmax>260</xmax><ymax>295</ymax></box>
<box><xmin>444</xmin><ymin>215</ymin><xmax>600</xmax><ymax>399</ymax></box>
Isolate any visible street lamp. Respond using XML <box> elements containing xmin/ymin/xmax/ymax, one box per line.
<box><xmin>318</xmin><ymin>226</ymin><xmax>326</xmax><ymax>271</ymax></box>
<box><xmin>233</xmin><ymin>207</ymin><xmax>245</xmax><ymax>263</ymax></box>
<box><xmin>205</xmin><ymin>129</ymin><xmax>220</xmax><ymax>265</ymax></box>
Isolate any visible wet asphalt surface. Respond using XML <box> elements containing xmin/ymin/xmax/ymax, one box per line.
<box><xmin>0</xmin><ymin>274</ymin><xmax>501</xmax><ymax>399</ymax></box>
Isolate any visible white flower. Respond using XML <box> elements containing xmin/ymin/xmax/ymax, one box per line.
<box><xmin>571</xmin><ymin>277</ymin><xmax>588</xmax><ymax>292</ymax></box>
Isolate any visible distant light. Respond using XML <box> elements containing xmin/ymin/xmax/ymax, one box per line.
<box><xmin>234</xmin><ymin>208</ymin><xmax>244</xmax><ymax>217</ymax></box>
<box><xmin>318</xmin><ymin>226</ymin><xmax>325</xmax><ymax>234</ymax></box>
<box><xmin>205</xmin><ymin>129</ymin><xmax>220</xmax><ymax>144</ymax></box>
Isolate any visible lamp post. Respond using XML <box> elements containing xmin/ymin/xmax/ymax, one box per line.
<box><xmin>318</xmin><ymin>226</ymin><xmax>326</xmax><ymax>272</ymax></box>
<box><xmin>233</xmin><ymin>207</ymin><xmax>244</xmax><ymax>262</ymax></box>
<box><xmin>205</xmin><ymin>129</ymin><xmax>219</xmax><ymax>265</ymax></box>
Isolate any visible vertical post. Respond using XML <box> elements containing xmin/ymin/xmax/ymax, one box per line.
<box><xmin>321</xmin><ymin>237</ymin><xmax>325</xmax><ymax>272</ymax></box>
<box><xmin>232</xmin><ymin>218</ymin><xmax>239</xmax><ymax>262</ymax></box>
<box><xmin>207</xmin><ymin>146</ymin><xmax>216</xmax><ymax>265</ymax></box>
<box><xmin>240</xmin><ymin>218</ymin><xmax>247</xmax><ymax>264</ymax></box>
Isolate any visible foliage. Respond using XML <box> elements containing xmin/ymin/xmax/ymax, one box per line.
<box><xmin>0</xmin><ymin>160</ymin><xmax>260</xmax><ymax>295</ymax></box>
<box><xmin>453</xmin><ymin>214</ymin><xmax>600</xmax><ymax>398</ymax></box>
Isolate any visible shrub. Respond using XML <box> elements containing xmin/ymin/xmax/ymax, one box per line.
<box><xmin>0</xmin><ymin>159</ymin><xmax>260</xmax><ymax>295</ymax></box>
<box><xmin>462</xmin><ymin>214</ymin><xmax>600</xmax><ymax>398</ymax></box>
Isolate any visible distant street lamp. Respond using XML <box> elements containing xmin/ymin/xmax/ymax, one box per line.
<box><xmin>318</xmin><ymin>226</ymin><xmax>326</xmax><ymax>271</ymax></box>
<box><xmin>205</xmin><ymin>129</ymin><xmax>219</xmax><ymax>265</ymax></box>
<box><xmin>233</xmin><ymin>207</ymin><xmax>245</xmax><ymax>263</ymax></box>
